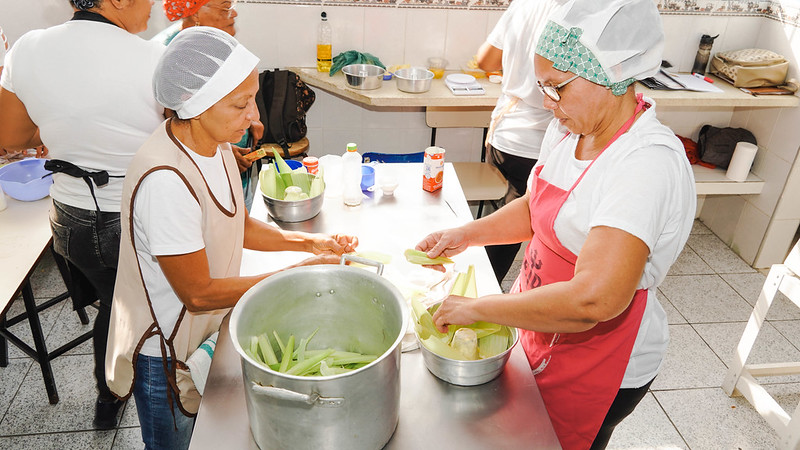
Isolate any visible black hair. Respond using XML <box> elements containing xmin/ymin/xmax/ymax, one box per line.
<box><xmin>72</xmin><ymin>0</ymin><xmax>101</xmax><ymax>10</ymax></box>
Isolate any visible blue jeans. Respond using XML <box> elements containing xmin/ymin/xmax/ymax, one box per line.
<box><xmin>49</xmin><ymin>199</ymin><xmax>120</xmax><ymax>400</ymax></box>
<box><xmin>134</xmin><ymin>355</ymin><xmax>195</xmax><ymax>450</ymax></box>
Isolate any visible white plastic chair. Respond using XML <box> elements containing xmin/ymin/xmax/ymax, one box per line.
<box><xmin>426</xmin><ymin>106</ymin><xmax>507</xmax><ymax>218</ymax></box>
<box><xmin>722</xmin><ymin>240</ymin><xmax>800</xmax><ymax>449</ymax></box>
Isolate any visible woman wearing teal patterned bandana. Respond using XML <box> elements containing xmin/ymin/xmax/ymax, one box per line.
<box><xmin>415</xmin><ymin>0</ymin><xmax>696</xmax><ymax>448</ymax></box>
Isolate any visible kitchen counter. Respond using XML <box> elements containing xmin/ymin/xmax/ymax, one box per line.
<box><xmin>292</xmin><ymin>68</ymin><xmax>798</xmax><ymax>109</ymax></box>
<box><xmin>191</xmin><ymin>164</ymin><xmax>561</xmax><ymax>449</ymax></box>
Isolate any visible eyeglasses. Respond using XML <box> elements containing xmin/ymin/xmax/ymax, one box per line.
<box><xmin>203</xmin><ymin>0</ymin><xmax>237</xmax><ymax>17</ymax></box>
<box><xmin>537</xmin><ymin>74</ymin><xmax>579</xmax><ymax>102</ymax></box>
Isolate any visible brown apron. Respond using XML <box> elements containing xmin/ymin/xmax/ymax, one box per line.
<box><xmin>105</xmin><ymin>119</ymin><xmax>245</xmax><ymax>416</ymax></box>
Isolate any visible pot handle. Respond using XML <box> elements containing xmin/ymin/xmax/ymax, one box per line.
<box><xmin>340</xmin><ymin>254</ymin><xmax>384</xmax><ymax>276</ymax></box>
<box><xmin>251</xmin><ymin>383</ymin><xmax>344</xmax><ymax>407</ymax></box>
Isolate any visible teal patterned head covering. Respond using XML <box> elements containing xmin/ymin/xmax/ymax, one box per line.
<box><xmin>535</xmin><ymin>0</ymin><xmax>664</xmax><ymax>96</ymax></box>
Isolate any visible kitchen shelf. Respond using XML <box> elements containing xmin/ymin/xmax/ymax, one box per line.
<box><xmin>637</xmin><ymin>74</ymin><xmax>799</xmax><ymax>108</ymax></box>
<box><xmin>692</xmin><ymin>165</ymin><xmax>764</xmax><ymax>195</ymax></box>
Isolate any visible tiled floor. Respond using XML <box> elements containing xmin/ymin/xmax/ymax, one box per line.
<box><xmin>1</xmin><ymin>220</ymin><xmax>798</xmax><ymax>449</ymax></box>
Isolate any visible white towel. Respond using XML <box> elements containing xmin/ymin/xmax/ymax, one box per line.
<box><xmin>186</xmin><ymin>331</ymin><xmax>218</xmax><ymax>396</ymax></box>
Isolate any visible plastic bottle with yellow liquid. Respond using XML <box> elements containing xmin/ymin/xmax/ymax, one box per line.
<box><xmin>317</xmin><ymin>12</ymin><xmax>332</xmax><ymax>73</ymax></box>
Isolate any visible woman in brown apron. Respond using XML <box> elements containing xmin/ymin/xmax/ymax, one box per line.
<box><xmin>105</xmin><ymin>27</ymin><xmax>356</xmax><ymax>449</ymax></box>
<box><xmin>415</xmin><ymin>1</ymin><xmax>696</xmax><ymax>448</ymax></box>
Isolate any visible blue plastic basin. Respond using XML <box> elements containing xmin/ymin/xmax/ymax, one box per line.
<box><xmin>0</xmin><ymin>159</ymin><xmax>53</xmax><ymax>201</ymax></box>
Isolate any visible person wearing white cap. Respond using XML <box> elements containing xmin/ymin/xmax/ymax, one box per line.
<box><xmin>416</xmin><ymin>0</ymin><xmax>696</xmax><ymax>448</ymax></box>
<box><xmin>105</xmin><ymin>27</ymin><xmax>357</xmax><ymax>449</ymax></box>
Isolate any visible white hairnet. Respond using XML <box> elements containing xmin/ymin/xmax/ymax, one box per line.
<box><xmin>153</xmin><ymin>26</ymin><xmax>259</xmax><ymax>119</ymax></box>
<box><xmin>536</xmin><ymin>0</ymin><xmax>664</xmax><ymax>95</ymax></box>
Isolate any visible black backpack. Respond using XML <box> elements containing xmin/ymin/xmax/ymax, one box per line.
<box><xmin>256</xmin><ymin>69</ymin><xmax>316</xmax><ymax>158</ymax></box>
<box><xmin>697</xmin><ymin>125</ymin><xmax>757</xmax><ymax>169</ymax></box>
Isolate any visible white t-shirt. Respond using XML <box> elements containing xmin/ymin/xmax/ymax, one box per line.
<box><xmin>485</xmin><ymin>0</ymin><xmax>567</xmax><ymax>159</ymax></box>
<box><xmin>0</xmin><ymin>20</ymin><xmax>164</xmax><ymax>212</ymax></box>
<box><xmin>0</xmin><ymin>26</ymin><xmax>7</xmax><ymax>67</ymax></box>
<box><xmin>135</xmin><ymin>143</ymin><xmax>232</xmax><ymax>357</ymax></box>
<box><xmin>534</xmin><ymin>98</ymin><xmax>696</xmax><ymax>388</ymax></box>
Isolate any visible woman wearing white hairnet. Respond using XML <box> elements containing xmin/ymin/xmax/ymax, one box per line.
<box><xmin>105</xmin><ymin>27</ymin><xmax>357</xmax><ymax>449</ymax></box>
<box><xmin>416</xmin><ymin>0</ymin><xmax>695</xmax><ymax>448</ymax></box>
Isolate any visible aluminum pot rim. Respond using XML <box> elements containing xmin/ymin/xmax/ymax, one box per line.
<box><xmin>393</xmin><ymin>67</ymin><xmax>434</xmax><ymax>82</ymax></box>
<box><xmin>230</xmin><ymin>264</ymin><xmax>410</xmax><ymax>381</ymax></box>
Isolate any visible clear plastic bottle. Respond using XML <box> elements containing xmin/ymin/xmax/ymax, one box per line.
<box><xmin>317</xmin><ymin>12</ymin><xmax>332</xmax><ymax>73</ymax></box>
<box><xmin>342</xmin><ymin>142</ymin><xmax>362</xmax><ymax>206</ymax></box>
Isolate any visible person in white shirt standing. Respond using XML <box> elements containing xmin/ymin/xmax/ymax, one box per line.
<box><xmin>478</xmin><ymin>0</ymin><xmax>566</xmax><ymax>284</ymax></box>
<box><xmin>0</xmin><ymin>0</ymin><xmax>164</xmax><ymax>430</ymax></box>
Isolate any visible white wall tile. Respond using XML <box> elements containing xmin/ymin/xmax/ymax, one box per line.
<box><xmin>323</xmin><ymin>128</ymin><xmax>363</xmax><ymax>156</ymax></box>
<box><xmin>731</xmin><ymin>203</ymin><xmax>771</xmax><ymax>265</ymax></box>
<box><xmin>362</xmin><ymin>107</ymin><xmax>425</xmax><ymax>129</ymax></box>
<box><xmin>714</xmin><ymin>16</ymin><xmax>763</xmax><ymax>55</ymax></box>
<box><xmin>363</xmin><ymin>8</ymin><xmax>407</xmax><ymax>67</ymax></box>
<box><xmin>444</xmin><ymin>10</ymin><xmax>489</xmax><ymax>72</ymax></box>
<box><xmin>766</xmin><ymin>106</ymin><xmax>800</xmax><ymax>164</ymax></box>
<box><xmin>322</xmin><ymin>93</ymin><xmax>365</xmax><ymax>129</ymax></box>
<box><xmin>746</xmin><ymin>148</ymin><xmax>792</xmax><ymax>216</ymax></box>
<box><xmin>730</xmin><ymin>108</ymin><xmax>752</xmax><ymax>130</ymax></box>
<box><xmin>656</xmin><ymin>106</ymin><xmax>733</xmax><ymax>140</ymax></box>
<box><xmin>743</xmin><ymin>107</ymin><xmax>779</xmax><ymax>151</ymax></box>
<box><xmin>754</xmin><ymin>218</ymin><xmax>800</xmax><ymax>268</ymax></box>
<box><xmin>327</xmin><ymin>6</ymin><xmax>366</xmax><ymax>57</ymax></box>
<box><xmin>403</xmin><ymin>9</ymin><xmax>449</xmax><ymax>69</ymax></box>
<box><xmin>772</xmin><ymin>160</ymin><xmax>800</xmax><ymax>221</ymax></box>
<box><xmin>699</xmin><ymin>195</ymin><xmax>745</xmax><ymax>244</ymax></box>
<box><xmin>434</xmin><ymin>128</ymin><xmax>478</xmax><ymax>162</ymax></box>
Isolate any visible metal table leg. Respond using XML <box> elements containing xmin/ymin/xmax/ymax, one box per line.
<box><xmin>21</xmin><ymin>281</ymin><xmax>59</xmax><ymax>405</ymax></box>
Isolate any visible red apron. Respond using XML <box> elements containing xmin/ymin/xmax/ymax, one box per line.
<box><xmin>511</xmin><ymin>95</ymin><xmax>649</xmax><ymax>450</ymax></box>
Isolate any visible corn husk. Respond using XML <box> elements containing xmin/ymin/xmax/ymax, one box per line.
<box><xmin>404</xmin><ymin>249</ymin><xmax>454</xmax><ymax>265</ymax></box>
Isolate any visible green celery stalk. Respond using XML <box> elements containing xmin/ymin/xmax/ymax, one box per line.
<box><xmin>279</xmin><ymin>335</ymin><xmax>295</xmax><ymax>373</ymax></box>
<box><xmin>404</xmin><ymin>249</ymin><xmax>453</xmax><ymax>265</ymax></box>
<box><xmin>331</xmin><ymin>355</ymin><xmax>377</xmax><ymax>366</ymax></box>
<box><xmin>286</xmin><ymin>348</ymin><xmax>335</xmax><ymax>376</ymax></box>
<box><xmin>257</xmin><ymin>333</ymin><xmax>279</xmax><ymax>366</ymax></box>
<box><xmin>272</xmin><ymin>331</ymin><xmax>286</xmax><ymax>356</ymax></box>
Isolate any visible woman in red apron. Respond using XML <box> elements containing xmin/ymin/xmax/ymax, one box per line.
<box><xmin>415</xmin><ymin>1</ymin><xmax>696</xmax><ymax>448</ymax></box>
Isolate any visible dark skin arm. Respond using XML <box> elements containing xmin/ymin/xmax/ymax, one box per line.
<box><xmin>0</xmin><ymin>87</ymin><xmax>42</xmax><ymax>150</ymax></box>
<box><xmin>158</xmin><ymin>215</ymin><xmax>357</xmax><ymax>313</ymax></box>
<box><xmin>431</xmin><ymin>226</ymin><xmax>649</xmax><ymax>333</ymax></box>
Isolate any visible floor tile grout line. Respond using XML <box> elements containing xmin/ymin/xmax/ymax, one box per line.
<box><xmin>0</xmin><ymin>358</ymin><xmax>36</xmax><ymax>432</ymax></box>
<box><xmin>650</xmin><ymin>390</ymin><xmax>693</xmax><ymax>449</ymax></box>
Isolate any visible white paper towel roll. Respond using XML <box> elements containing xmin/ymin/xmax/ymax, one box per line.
<box><xmin>726</xmin><ymin>142</ymin><xmax>758</xmax><ymax>182</ymax></box>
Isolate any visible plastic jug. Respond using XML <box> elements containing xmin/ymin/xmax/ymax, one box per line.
<box><xmin>342</xmin><ymin>143</ymin><xmax>362</xmax><ymax>206</ymax></box>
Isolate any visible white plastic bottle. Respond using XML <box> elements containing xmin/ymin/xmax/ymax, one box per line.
<box><xmin>316</xmin><ymin>12</ymin><xmax>332</xmax><ymax>73</ymax></box>
<box><xmin>342</xmin><ymin>142</ymin><xmax>362</xmax><ymax>206</ymax></box>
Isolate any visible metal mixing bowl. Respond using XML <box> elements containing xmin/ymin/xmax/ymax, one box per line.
<box><xmin>394</xmin><ymin>67</ymin><xmax>434</xmax><ymax>93</ymax></box>
<box><xmin>342</xmin><ymin>64</ymin><xmax>384</xmax><ymax>90</ymax></box>
<box><xmin>416</xmin><ymin>302</ymin><xmax>519</xmax><ymax>386</ymax></box>
<box><xmin>261</xmin><ymin>173</ymin><xmax>324</xmax><ymax>222</ymax></box>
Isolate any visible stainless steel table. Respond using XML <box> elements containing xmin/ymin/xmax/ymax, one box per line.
<box><xmin>191</xmin><ymin>164</ymin><xmax>560</xmax><ymax>449</ymax></box>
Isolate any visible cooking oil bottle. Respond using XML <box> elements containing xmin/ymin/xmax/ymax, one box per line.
<box><xmin>317</xmin><ymin>12</ymin><xmax>332</xmax><ymax>72</ymax></box>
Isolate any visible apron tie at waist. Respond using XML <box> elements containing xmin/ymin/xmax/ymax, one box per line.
<box><xmin>44</xmin><ymin>159</ymin><xmax>123</xmax><ymax>213</ymax></box>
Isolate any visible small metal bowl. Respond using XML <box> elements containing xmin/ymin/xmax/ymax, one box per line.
<box><xmin>261</xmin><ymin>174</ymin><xmax>324</xmax><ymax>223</ymax></box>
<box><xmin>394</xmin><ymin>67</ymin><xmax>434</xmax><ymax>93</ymax></box>
<box><xmin>342</xmin><ymin>64</ymin><xmax>384</xmax><ymax>90</ymax></box>
<box><xmin>416</xmin><ymin>302</ymin><xmax>519</xmax><ymax>386</ymax></box>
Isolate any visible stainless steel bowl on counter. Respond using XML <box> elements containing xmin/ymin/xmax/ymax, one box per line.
<box><xmin>416</xmin><ymin>302</ymin><xmax>519</xmax><ymax>386</ymax></box>
<box><xmin>393</xmin><ymin>67</ymin><xmax>434</xmax><ymax>93</ymax></box>
<box><xmin>229</xmin><ymin>258</ymin><xmax>408</xmax><ymax>450</ymax></box>
<box><xmin>342</xmin><ymin>64</ymin><xmax>384</xmax><ymax>90</ymax></box>
<box><xmin>261</xmin><ymin>173</ymin><xmax>323</xmax><ymax>223</ymax></box>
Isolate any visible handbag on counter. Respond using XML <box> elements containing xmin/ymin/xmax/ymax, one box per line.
<box><xmin>710</xmin><ymin>48</ymin><xmax>789</xmax><ymax>88</ymax></box>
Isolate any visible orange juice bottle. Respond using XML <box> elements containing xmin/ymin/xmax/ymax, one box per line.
<box><xmin>317</xmin><ymin>12</ymin><xmax>332</xmax><ymax>72</ymax></box>
<box><xmin>423</xmin><ymin>146</ymin><xmax>445</xmax><ymax>192</ymax></box>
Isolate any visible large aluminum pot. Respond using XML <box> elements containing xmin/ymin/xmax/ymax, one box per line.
<box><xmin>229</xmin><ymin>257</ymin><xmax>408</xmax><ymax>450</ymax></box>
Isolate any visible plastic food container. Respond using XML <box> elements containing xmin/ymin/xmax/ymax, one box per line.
<box><xmin>0</xmin><ymin>159</ymin><xmax>53</xmax><ymax>202</ymax></box>
<box><xmin>393</xmin><ymin>67</ymin><xmax>434</xmax><ymax>93</ymax></box>
<box><xmin>342</xmin><ymin>64</ymin><xmax>385</xmax><ymax>90</ymax></box>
